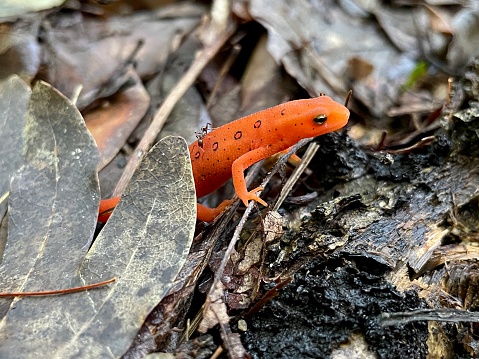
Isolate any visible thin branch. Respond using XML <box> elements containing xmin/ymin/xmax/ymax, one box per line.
<box><xmin>113</xmin><ymin>28</ymin><xmax>236</xmax><ymax>197</ymax></box>
<box><xmin>272</xmin><ymin>141</ymin><xmax>319</xmax><ymax>211</ymax></box>
<box><xmin>206</xmin><ymin>138</ymin><xmax>312</xmax><ymax>308</ymax></box>
<box><xmin>0</xmin><ymin>278</ymin><xmax>116</xmax><ymax>297</ymax></box>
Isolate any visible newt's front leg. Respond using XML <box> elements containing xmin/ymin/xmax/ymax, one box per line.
<box><xmin>231</xmin><ymin>147</ymin><xmax>270</xmax><ymax>208</ymax></box>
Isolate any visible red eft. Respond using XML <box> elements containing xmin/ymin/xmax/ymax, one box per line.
<box><xmin>99</xmin><ymin>95</ymin><xmax>350</xmax><ymax>222</ymax></box>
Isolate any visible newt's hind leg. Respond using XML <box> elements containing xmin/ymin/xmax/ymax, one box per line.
<box><xmin>98</xmin><ymin>197</ymin><xmax>121</xmax><ymax>222</ymax></box>
<box><xmin>197</xmin><ymin>199</ymin><xmax>233</xmax><ymax>222</ymax></box>
<box><xmin>100</xmin><ymin>197</ymin><xmax>232</xmax><ymax>223</ymax></box>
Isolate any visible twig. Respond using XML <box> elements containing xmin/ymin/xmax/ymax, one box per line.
<box><xmin>206</xmin><ymin>44</ymin><xmax>241</xmax><ymax>110</ymax></box>
<box><xmin>206</xmin><ymin>138</ymin><xmax>312</xmax><ymax>308</ymax></box>
<box><xmin>272</xmin><ymin>142</ymin><xmax>319</xmax><ymax>211</ymax></box>
<box><xmin>0</xmin><ymin>191</ymin><xmax>8</xmax><ymax>206</ymax></box>
<box><xmin>243</xmin><ymin>277</ymin><xmax>292</xmax><ymax>320</ymax></box>
<box><xmin>383</xmin><ymin>135</ymin><xmax>435</xmax><ymax>154</ymax></box>
<box><xmin>113</xmin><ymin>28</ymin><xmax>236</xmax><ymax>197</ymax></box>
<box><xmin>0</xmin><ymin>278</ymin><xmax>116</xmax><ymax>297</ymax></box>
<box><xmin>70</xmin><ymin>84</ymin><xmax>83</xmax><ymax>105</ymax></box>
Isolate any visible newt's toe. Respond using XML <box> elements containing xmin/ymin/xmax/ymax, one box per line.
<box><xmin>240</xmin><ymin>187</ymin><xmax>267</xmax><ymax>207</ymax></box>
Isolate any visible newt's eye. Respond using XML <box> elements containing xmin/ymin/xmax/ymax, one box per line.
<box><xmin>313</xmin><ymin>114</ymin><xmax>327</xmax><ymax>124</ymax></box>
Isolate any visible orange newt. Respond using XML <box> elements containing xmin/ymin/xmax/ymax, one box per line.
<box><xmin>99</xmin><ymin>95</ymin><xmax>350</xmax><ymax>222</ymax></box>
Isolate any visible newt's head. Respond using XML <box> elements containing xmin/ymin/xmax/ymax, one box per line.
<box><xmin>279</xmin><ymin>96</ymin><xmax>350</xmax><ymax>141</ymax></box>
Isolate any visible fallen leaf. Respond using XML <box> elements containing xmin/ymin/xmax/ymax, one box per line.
<box><xmin>154</xmin><ymin>37</ymin><xmax>213</xmax><ymax>146</ymax></box>
<box><xmin>0</xmin><ymin>21</ymin><xmax>41</xmax><ymax>82</ymax></box>
<box><xmin>41</xmin><ymin>11</ymin><xmax>202</xmax><ymax>109</ymax></box>
<box><xmin>245</xmin><ymin>0</ymin><xmax>416</xmax><ymax>116</ymax></box>
<box><xmin>0</xmin><ymin>79</ymin><xmax>100</xmax><ymax>343</ymax></box>
<box><xmin>0</xmin><ymin>75</ymin><xmax>30</xmax><ymax>235</ymax></box>
<box><xmin>240</xmin><ymin>33</ymin><xmax>295</xmax><ymax>115</ymax></box>
<box><xmin>0</xmin><ymin>0</ymin><xmax>64</xmax><ymax>18</ymax></box>
<box><xmin>447</xmin><ymin>7</ymin><xmax>479</xmax><ymax>69</ymax></box>
<box><xmin>0</xmin><ymin>130</ymin><xmax>196</xmax><ymax>357</ymax></box>
<box><xmin>199</xmin><ymin>281</ymin><xmax>229</xmax><ymax>333</ymax></box>
<box><xmin>56</xmin><ymin>136</ymin><xmax>196</xmax><ymax>358</ymax></box>
<box><xmin>85</xmin><ymin>66</ymin><xmax>150</xmax><ymax>170</ymax></box>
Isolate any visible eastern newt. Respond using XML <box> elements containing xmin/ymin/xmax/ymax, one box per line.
<box><xmin>99</xmin><ymin>95</ymin><xmax>350</xmax><ymax>222</ymax></box>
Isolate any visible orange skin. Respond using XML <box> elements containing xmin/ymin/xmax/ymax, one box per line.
<box><xmin>99</xmin><ymin>96</ymin><xmax>350</xmax><ymax>222</ymax></box>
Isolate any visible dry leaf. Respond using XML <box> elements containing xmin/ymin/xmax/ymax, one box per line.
<box><xmin>0</xmin><ymin>75</ymin><xmax>30</xmax><ymax>229</ymax></box>
<box><xmin>246</xmin><ymin>0</ymin><xmax>415</xmax><ymax>116</ymax></box>
<box><xmin>85</xmin><ymin>66</ymin><xmax>150</xmax><ymax>170</ymax></box>
<box><xmin>199</xmin><ymin>281</ymin><xmax>229</xmax><ymax>333</ymax></box>
<box><xmin>0</xmin><ymin>21</ymin><xmax>41</xmax><ymax>82</ymax></box>
<box><xmin>0</xmin><ymin>80</ymin><xmax>100</xmax><ymax>354</ymax></box>
<box><xmin>0</xmin><ymin>0</ymin><xmax>64</xmax><ymax>18</ymax></box>
<box><xmin>41</xmin><ymin>11</ymin><xmax>202</xmax><ymax>109</ymax></box>
<box><xmin>54</xmin><ymin>136</ymin><xmax>196</xmax><ymax>358</ymax></box>
<box><xmin>0</xmin><ymin>81</ymin><xmax>196</xmax><ymax>358</ymax></box>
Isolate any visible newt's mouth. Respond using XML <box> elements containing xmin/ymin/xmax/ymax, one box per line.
<box><xmin>329</xmin><ymin>106</ymin><xmax>350</xmax><ymax>131</ymax></box>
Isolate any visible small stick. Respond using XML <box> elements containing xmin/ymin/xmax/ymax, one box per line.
<box><xmin>344</xmin><ymin>90</ymin><xmax>352</xmax><ymax>107</ymax></box>
<box><xmin>113</xmin><ymin>28</ymin><xmax>235</xmax><ymax>197</ymax></box>
<box><xmin>0</xmin><ymin>278</ymin><xmax>116</xmax><ymax>297</ymax></box>
<box><xmin>243</xmin><ymin>277</ymin><xmax>292</xmax><ymax>320</ymax></box>
<box><xmin>205</xmin><ymin>138</ymin><xmax>311</xmax><ymax>310</ymax></box>
<box><xmin>0</xmin><ymin>191</ymin><xmax>8</xmax><ymax>206</ymax></box>
<box><xmin>272</xmin><ymin>142</ymin><xmax>319</xmax><ymax>212</ymax></box>
<box><xmin>206</xmin><ymin>43</ymin><xmax>241</xmax><ymax>110</ymax></box>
